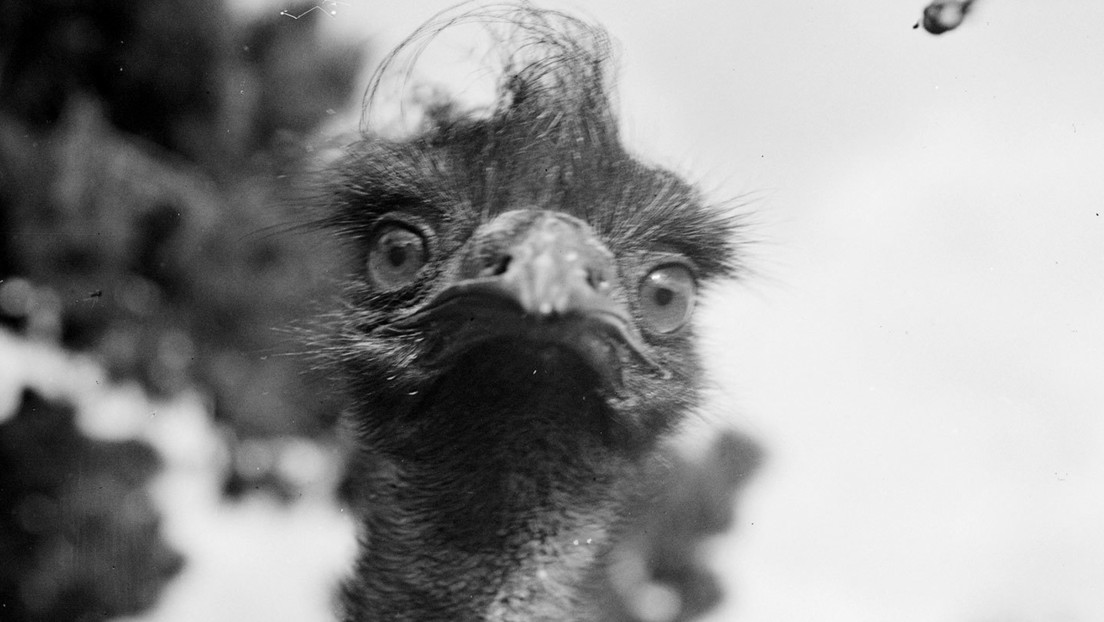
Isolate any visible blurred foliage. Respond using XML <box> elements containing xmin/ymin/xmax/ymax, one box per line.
<box><xmin>595</xmin><ymin>431</ymin><xmax>763</xmax><ymax>622</ymax></box>
<box><xmin>0</xmin><ymin>390</ymin><xmax>184</xmax><ymax>622</ymax></box>
<box><xmin>0</xmin><ymin>1</ymin><xmax>364</xmax><ymax>619</ymax></box>
<box><xmin>0</xmin><ymin>0</ymin><xmax>228</xmax><ymax>162</ymax></box>
<box><xmin>0</xmin><ymin>0</ymin><xmax>363</xmax><ymax>437</ymax></box>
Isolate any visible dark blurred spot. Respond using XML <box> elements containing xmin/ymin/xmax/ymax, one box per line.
<box><xmin>133</xmin><ymin>204</ymin><xmax>183</xmax><ymax>294</ymax></box>
<box><xmin>0</xmin><ymin>389</ymin><xmax>183</xmax><ymax>621</ymax></box>
<box><xmin>917</xmin><ymin>0</ymin><xmax>975</xmax><ymax>35</ymax></box>
<box><xmin>594</xmin><ymin>431</ymin><xmax>764</xmax><ymax>621</ymax></box>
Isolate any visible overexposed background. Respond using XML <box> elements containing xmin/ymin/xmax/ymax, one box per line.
<box><xmin>152</xmin><ymin>1</ymin><xmax>1104</xmax><ymax>620</ymax></box>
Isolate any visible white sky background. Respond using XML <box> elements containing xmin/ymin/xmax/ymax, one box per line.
<box><xmin>231</xmin><ymin>1</ymin><xmax>1104</xmax><ymax>620</ymax></box>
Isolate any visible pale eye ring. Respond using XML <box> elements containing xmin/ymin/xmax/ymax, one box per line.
<box><xmin>639</xmin><ymin>264</ymin><xmax>696</xmax><ymax>333</ymax></box>
<box><xmin>367</xmin><ymin>224</ymin><xmax>428</xmax><ymax>290</ymax></box>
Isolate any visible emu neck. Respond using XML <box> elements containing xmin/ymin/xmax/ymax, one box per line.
<box><xmin>346</xmin><ymin>352</ymin><xmax>638</xmax><ymax>622</ymax></box>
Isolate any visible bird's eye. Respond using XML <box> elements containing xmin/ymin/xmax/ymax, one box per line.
<box><xmin>639</xmin><ymin>264</ymin><xmax>696</xmax><ymax>333</ymax></box>
<box><xmin>367</xmin><ymin>224</ymin><xmax>428</xmax><ymax>290</ymax></box>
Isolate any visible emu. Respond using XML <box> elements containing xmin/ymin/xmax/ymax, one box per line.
<box><xmin>319</xmin><ymin>7</ymin><xmax>745</xmax><ymax>621</ymax></box>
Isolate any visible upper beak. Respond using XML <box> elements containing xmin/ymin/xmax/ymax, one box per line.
<box><xmin>480</xmin><ymin>211</ymin><xmax>618</xmax><ymax>320</ymax></box>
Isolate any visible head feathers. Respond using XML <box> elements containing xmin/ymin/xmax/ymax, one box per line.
<box><xmin>326</xmin><ymin>5</ymin><xmax>743</xmax><ymax>283</ymax></box>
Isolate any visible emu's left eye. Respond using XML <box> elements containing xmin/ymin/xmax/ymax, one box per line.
<box><xmin>639</xmin><ymin>264</ymin><xmax>696</xmax><ymax>333</ymax></box>
<box><xmin>367</xmin><ymin>224</ymin><xmax>427</xmax><ymax>290</ymax></box>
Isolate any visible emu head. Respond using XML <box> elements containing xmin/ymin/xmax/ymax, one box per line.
<box><xmin>322</xmin><ymin>8</ymin><xmax>743</xmax><ymax>457</ymax></box>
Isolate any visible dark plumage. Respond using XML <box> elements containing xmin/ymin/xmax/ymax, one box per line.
<box><xmin>320</xmin><ymin>8</ymin><xmax>746</xmax><ymax>621</ymax></box>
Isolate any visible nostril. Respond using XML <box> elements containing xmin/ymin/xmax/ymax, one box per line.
<box><xmin>586</xmin><ymin>266</ymin><xmax>611</xmax><ymax>292</ymax></box>
<box><xmin>482</xmin><ymin>254</ymin><xmax>512</xmax><ymax>277</ymax></box>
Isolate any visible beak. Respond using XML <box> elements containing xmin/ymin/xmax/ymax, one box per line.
<box><xmin>390</xmin><ymin>212</ymin><xmax>665</xmax><ymax>378</ymax></box>
<box><xmin>479</xmin><ymin>211</ymin><xmax>618</xmax><ymax>320</ymax></box>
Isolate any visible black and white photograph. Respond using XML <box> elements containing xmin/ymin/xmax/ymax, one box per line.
<box><xmin>1</xmin><ymin>1</ymin><xmax>1101</xmax><ymax>621</ymax></box>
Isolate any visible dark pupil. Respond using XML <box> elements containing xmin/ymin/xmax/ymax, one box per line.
<box><xmin>653</xmin><ymin>287</ymin><xmax>674</xmax><ymax>306</ymax></box>
<box><xmin>387</xmin><ymin>244</ymin><xmax>408</xmax><ymax>268</ymax></box>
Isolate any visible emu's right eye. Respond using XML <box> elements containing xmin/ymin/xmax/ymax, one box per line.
<box><xmin>367</xmin><ymin>224</ymin><xmax>427</xmax><ymax>290</ymax></box>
